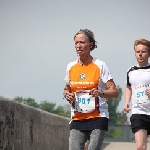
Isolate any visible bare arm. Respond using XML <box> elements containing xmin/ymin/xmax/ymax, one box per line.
<box><xmin>125</xmin><ymin>85</ymin><xmax>132</xmax><ymax>104</ymax></box>
<box><xmin>90</xmin><ymin>79</ymin><xmax>118</xmax><ymax>98</ymax></box>
<box><xmin>102</xmin><ymin>79</ymin><xmax>118</xmax><ymax>98</ymax></box>
<box><xmin>124</xmin><ymin>85</ymin><xmax>132</xmax><ymax>114</ymax></box>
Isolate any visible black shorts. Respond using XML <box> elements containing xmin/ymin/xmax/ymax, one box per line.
<box><xmin>130</xmin><ymin>114</ymin><xmax>150</xmax><ymax>135</ymax></box>
<box><xmin>70</xmin><ymin>117</ymin><xmax>108</xmax><ymax>131</ymax></box>
<box><xmin>87</xmin><ymin>134</ymin><xmax>90</xmax><ymax>140</ymax></box>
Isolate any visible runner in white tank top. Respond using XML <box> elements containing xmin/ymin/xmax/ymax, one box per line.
<box><xmin>124</xmin><ymin>39</ymin><xmax>150</xmax><ymax>150</ymax></box>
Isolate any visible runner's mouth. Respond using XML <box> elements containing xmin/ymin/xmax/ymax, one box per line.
<box><xmin>77</xmin><ymin>50</ymin><xmax>83</xmax><ymax>53</ymax></box>
<box><xmin>138</xmin><ymin>58</ymin><xmax>143</xmax><ymax>60</ymax></box>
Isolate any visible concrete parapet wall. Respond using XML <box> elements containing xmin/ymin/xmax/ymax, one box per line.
<box><xmin>0</xmin><ymin>97</ymin><xmax>70</xmax><ymax>150</ymax></box>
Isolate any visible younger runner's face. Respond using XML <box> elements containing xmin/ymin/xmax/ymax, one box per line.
<box><xmin>74</xmin><ymin>33</ymin><xmax>92</xmax><ymax>57</ymax></box>
<box><xmin>134</xmin><ymin>44</ymin><xmax>150</xmax><ymax>66</ymax></box>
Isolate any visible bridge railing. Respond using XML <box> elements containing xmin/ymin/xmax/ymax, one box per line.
<box><xmin>105</xmin><ymin>124</ymin><xmax>134</xmax><ymax>142</ymax></box>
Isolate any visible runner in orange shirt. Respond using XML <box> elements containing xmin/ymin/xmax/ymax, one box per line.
<box><xmin>63</xmin><ymin>29</ymin><xmax>118</xmax><ymax>150</ymax></box>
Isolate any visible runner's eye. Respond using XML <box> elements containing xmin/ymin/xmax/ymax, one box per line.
<box><xmin>80</xmin><ymin>41</ymin><xmax>86</xmax><ymax>44</ymax></box>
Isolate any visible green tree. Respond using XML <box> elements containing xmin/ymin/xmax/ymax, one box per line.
<box><xmin>25</xmin><ymin>97</ymin><xmax>39</xmax><ymax>108</ymax></box>
<box><xmin>14</xmin><ymin>97</ymin><xmax>25</xmax><ymax>103</ymax></box>
<box><xmin>105</xmin><ymin>86</ymin><xmax>128</xmax><ymax>138</ymax></box>
<box><xmin>38</xmin><ymin>100</ymin><xmax>56</xmax><ymax>113</ymax></box>
<box><xmin>54</xmin><ymin>105</ymin><xmax>65</xmax><ymax>116</ymax></box>
<box><xmin>107</xmin><ymin>86</ymin><xmax>127</xmax><ymax>125</ymax></box>
<box><xmin>53</xmin><ymin>104</ymin><xmax>71</xmax><ymax>118</ymax></box>
<box><xmin>14</xmin><ymin>97</ymin><xmax>39</xmax><ymax>108</ymax></box>
<box><xmin>14</xmin><ymin>97</ymin><xmax>70</xmax><ymax>117</ymax></box>
<box><xmin>63</xmin><ymin>104</ymin><xmax>71</xmax><ymax>115</ymax></box>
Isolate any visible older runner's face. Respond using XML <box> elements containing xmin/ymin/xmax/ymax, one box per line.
<box><xmin>74</xmin><ymin>33</ymin><xmax>91</xmax><ymax>57</ymax></box>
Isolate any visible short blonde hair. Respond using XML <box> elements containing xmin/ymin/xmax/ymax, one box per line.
<box><xmin>74</xmin><ymin>29</ymin><xmax>97</xmax><ymax>51</ymax></box>
<box><xmin>134</xmin><ymin>39</ymin><xmax>150</xmax><ymax>54</ymax></box>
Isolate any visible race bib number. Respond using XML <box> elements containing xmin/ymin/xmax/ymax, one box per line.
<box><xmin>134</xmin><ymin>84</ymin><xmax>150</xmax><ymax>103</ymax></box>
<box><xmin>75</xmin><ymin>92</ymin><xmax>95</xmax><ymax>113</ymax></box>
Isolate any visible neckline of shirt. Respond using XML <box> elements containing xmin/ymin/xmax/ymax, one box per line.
<box><xmin>136</xmin><ymin>63</ymin><xmax>150</xmax><ymax>69</ymax></box>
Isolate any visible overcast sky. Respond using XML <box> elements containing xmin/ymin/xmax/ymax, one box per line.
<box><xmin>1</xmin><ymin>1</ymin><xmax>150</xmax><ymax>117</ymax></box>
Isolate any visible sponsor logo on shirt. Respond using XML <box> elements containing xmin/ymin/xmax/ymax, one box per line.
<box><xmin>80</xmin><ymin>73</ymin><xmax>86</xmax><ymax>80</ymax></box>
<box><xmin>70</xmin><ymin>81</ymin><xmax>94</xmax><ymax>85</ymax></box>
<box><xmin>135</xmin><ymin>84</ymin><xmax>150</xmax><ymax>89</ymax></box>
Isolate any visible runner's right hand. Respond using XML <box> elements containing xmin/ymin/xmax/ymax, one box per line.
<box><xmin>123</xmin><ymin>103</ymin><xmax>131</xmax><ymax>114</ymax></box>
<box><xmin>146</xmin><ymin>89</ymin><xmax>150</xmax><ymax>98</ymax></box>
<box><xmin>66</xmin><ymin>92</ymin><xmax>75</xmax><ymax>101</ymax></box>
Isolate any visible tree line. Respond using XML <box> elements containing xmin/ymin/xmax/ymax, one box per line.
<box><xmin>14</xmin><ymin>97</ymin><xmax>71</xmax><ymax>118</ymax></box>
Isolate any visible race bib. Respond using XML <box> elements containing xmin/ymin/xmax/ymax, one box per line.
<box><xmin>75</xmin><ymin>92</ymin><xmax>95</xmax><ymax>113</ymax></box>
<box><xmin>134</xmin><ymin>84</ymin><xmax>150</xmax><ymax>103</ymax></box>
